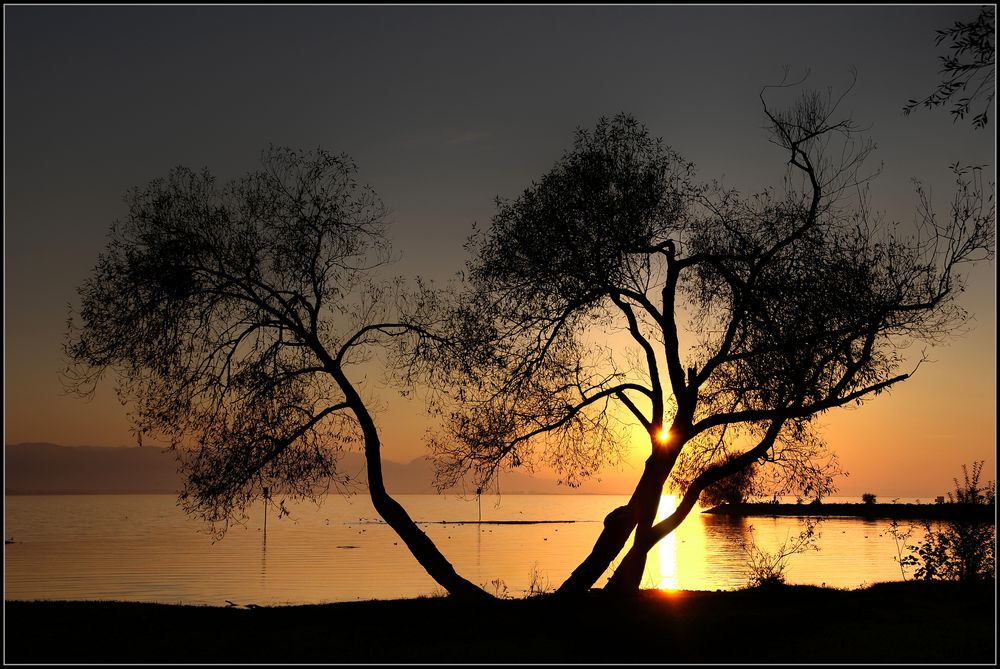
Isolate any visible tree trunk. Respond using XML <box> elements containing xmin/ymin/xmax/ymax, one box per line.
<box><xmin>604</xmin><ymin>489</ymin><xmax>700</xmax><ymax>593</ymax></box>
<box><xmin>367</xmin><ymin>482</ymin><xmax>489</xmax><ymax>600</ymax></box>
<box><xmin>607</xmin><ymin>442</ymin><xmax>772</xmax><ymax>592</ymax></box>
<box><xmin>332</xmin><ymin>365</ymin><xmax>490</xmax><ymax>601</ymax></box>
<box><xmin>555</xmin><ymin>503</ymin><xmax>637</xmax><ymax>595</ymax></box>
<box><xmin>603</xmin><ymin>543</ymin><xmax>650</xmax><ymax>594</ymax></box>
<box><xmin>556</xmin><ymin>445</ymin><xmax>676</xmax><ymax>597</ymax></box>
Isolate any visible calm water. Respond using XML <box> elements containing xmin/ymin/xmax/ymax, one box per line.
<box><xmin>4</xmin><ymin>494</ymin><xmax>928</xmax><ymax>605</ymax></box>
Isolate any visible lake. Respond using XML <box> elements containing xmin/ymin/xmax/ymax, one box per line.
<box><xmin>4</xmin><ymin>494</ymin><xmax>929</xmax><ymax>605</ymax></box>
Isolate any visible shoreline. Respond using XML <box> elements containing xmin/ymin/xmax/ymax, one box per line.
<box><xmin>703</xmin><ymin>502</ymin><xmax>996</xmax><ymax>521</ymax></box>
<box><xmin>5</xmin><ymin>581</ymin><xmax>994</xmax><ymax>663</ymax></box>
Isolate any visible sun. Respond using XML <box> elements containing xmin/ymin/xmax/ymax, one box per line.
<box><xmin>657</xmin><ymin>428</ymin><xmax>671</xmax><ymax>443</ymax></box>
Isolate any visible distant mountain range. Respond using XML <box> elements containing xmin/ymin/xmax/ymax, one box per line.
<box><xmin>4</xmin><ymin>443</ymin><xmax>635</xmax><ymax>495</ymax></box>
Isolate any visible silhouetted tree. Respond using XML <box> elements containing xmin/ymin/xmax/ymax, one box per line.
<box><xmin>432</xmin><ymin>78</ymin><xmax>995</xmax><ymax>597</ymax></box>
<box><xmin>63</xmin><ymin>147</ymin><xmax>489</xmax><ymax>600</ymax></box>
<box><xmin>904</xmin><ymin>6</ymin><xmax>995</xmax><ymax>128</ymax></box>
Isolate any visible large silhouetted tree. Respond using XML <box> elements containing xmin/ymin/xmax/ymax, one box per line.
<box><xmin>63</xmin><ymin>147</ymin><xmax>489</xmax><ymax>600</ymax></box>
<box><xmin>432</xmin><ymin>80</ymin><xmax>995</xmax><ymax>596</ymax></box>
<box><xmin>904</xmin><ymin>6</ymin><xmax>995</xmax><ymax>128</ymax></box>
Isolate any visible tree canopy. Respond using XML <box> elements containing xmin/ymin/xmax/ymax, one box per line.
<box><xmin>64</xmin><ymin>146</ymin><xmax>489</xmax><ymax>599</ymax></box>
<box><xmin>904</xmin><ymin>6</ymin><xmax>996</xmax><ymax>128</ymax></box>
<box><xmin>64</xmin><ymin>82</ymin><xmax>994</xmax><ymax>603</ymax></box>
<box><xmin>433</xmin><ymin>81</ymin><xmax>995</xmax><ymax>595</ymax></box>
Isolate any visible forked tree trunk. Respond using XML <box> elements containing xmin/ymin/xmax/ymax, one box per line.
<box><xmin>332</xmin><ymin>365</ymin><xmax>490</xmax><ymax>601</ymax></box>
<box><xmin>604</xmin><ymin>489</ymin><xmax>701</xmax><ymax>593</ymax></box>
<box><xmin>556</xmin><ymin>445</ymin><xmax>678</xmax><ymax>597</ymax></box>
<box><xmin>602</xmin><ymin>421</ymin><xmax>786</xmax><ymax>593</ymax></box>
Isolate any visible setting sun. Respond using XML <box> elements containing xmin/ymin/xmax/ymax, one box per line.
<box><xmin>657</xmin><ymin>428</ymin><xmax>670</xmax><ymax>443</ymax></box>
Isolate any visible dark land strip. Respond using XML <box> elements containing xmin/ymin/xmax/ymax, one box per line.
<box><xmin>5</xmin><ymin>581</ymin><xmax>994</xmax><ymax>664</ymax></box>
<box><xmin>703</xmin><ymin>502</ymin><xmax>996</xmax><ymax>521</ymax></box>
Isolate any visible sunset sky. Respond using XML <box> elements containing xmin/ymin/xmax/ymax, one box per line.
<box><xmin>5</xmin><ymin>5</ymin><xmax>995</xmax><ymax>497</ymax></box>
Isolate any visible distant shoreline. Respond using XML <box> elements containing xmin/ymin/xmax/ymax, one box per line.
<box><xmin>417</xmin><ymin>519</ymin><xmax>594</xmax><ymax>525</ymax></box>
<box><xmin>703</xmin><ymin>502</ymin><xmax>996</xmax><ymax>521</ymax></box>
<box><xmin>5</xmin><ymin>489</ymin><xmax>942</xmax><ymax>498</ymax></box>
<box><xmin>5</xmin><ymin>489</ymin><xmax>182</xmax><ymax>496</ymax></box>
<box><xmin>4</xmin><ymin>489</ymin><xmax>628</xmax><ymax>496</ymax></box>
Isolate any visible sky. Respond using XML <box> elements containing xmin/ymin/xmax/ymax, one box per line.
<box><xmin>4</xmin><ymin>5</ymin><xmax>996</xmax><ymax>497</ymax></box>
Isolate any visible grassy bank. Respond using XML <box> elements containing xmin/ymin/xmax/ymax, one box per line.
<box><xmin>4</xmin><ymin>581</ymin><xmax>995</xmax><ymax>663</ymax></box>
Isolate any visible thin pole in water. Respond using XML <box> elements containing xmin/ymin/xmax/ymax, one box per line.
<box><xmin>476</xmin><ymin>487</ymin><xmax>482</xmax><ymax>524</ymax></box>
<box><xmin>263</xmin><ymin>486</ymin><xmax>269</xmax><ymax>546</ymax></box>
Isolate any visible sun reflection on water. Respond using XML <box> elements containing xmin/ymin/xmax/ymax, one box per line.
<box><xmin>656</xmin><ymin>494</ymin><xmax>678</xmax><ymax>590</ymax></box>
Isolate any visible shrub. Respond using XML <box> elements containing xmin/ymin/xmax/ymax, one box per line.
<box><xmin>741</xmin><ymin>520</ymin><xmax>821</xmax><ymax>588</ymax></box>
<box><xmin>881</xmin><ymin>518</ymin><xmax>915</xmax><ymax>580</ymax></box>
<box><xmin>526</xmin><ymin>562</ymin><xmax>553</xmax><ymax>597</ymax></box>
<box><xmin>862</xmin><ymin>492</ymin><xmax>877</xmax><ymax>505</ymax></box>
<box><xmin>485</xmin><ymin>578</ymin><xmax>510</xmax><ymax>599</ymax></box>
<box><xmin>903</xmin><ymin>461</ymin><xmax>996</xmax><ymax>582</ymax></box>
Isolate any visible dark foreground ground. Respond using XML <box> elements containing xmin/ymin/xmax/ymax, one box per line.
<box><xmin>5</xmin><ymin>581</ymin><xmax>995</xmax><ymax>664</ymax></box>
